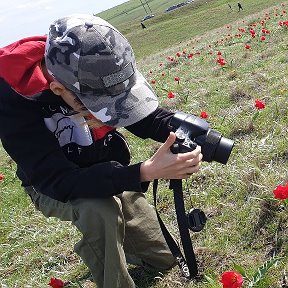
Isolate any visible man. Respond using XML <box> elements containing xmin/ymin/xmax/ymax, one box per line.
<box><xmin>0</xmin><ymin>14</ymin><xmax>202</xmax><ymax>288</ymax></box>
<box><xmin>141</xmin><ymin>22</ymin><xmax>147</xmax><ymax>29</ymax></box>
<box><xmin>238</xmin><ymin>2</ymin><xmax>243</xmax><ymax>12</ymax></box>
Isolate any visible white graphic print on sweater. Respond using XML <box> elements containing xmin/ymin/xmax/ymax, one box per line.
<box><xmin>44</xmin><ymin>113</ymin><xmax>93</xmax><ymax>147</ymax></box>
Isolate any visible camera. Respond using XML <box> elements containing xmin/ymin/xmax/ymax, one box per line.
<box><xmin>169</xmin><ymin>112</ymin><xmax>234</xmax><ymax>164</ymax></box>
<box><xmin>168</xmin><ymin>112</ymin><xmax>234</xmax><ymax>232</ymax></box>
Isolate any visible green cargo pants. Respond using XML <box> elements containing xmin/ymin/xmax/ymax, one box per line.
<box><xmin>25</xmin><ymin>187</ymin><xmax>175</xmax><ymax>288</ymax></box>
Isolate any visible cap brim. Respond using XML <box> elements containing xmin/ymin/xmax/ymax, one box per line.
<box><xmin>76</xmin><ymin>70</ymin><xmax>158</xmax><ymax>127</ymax></box>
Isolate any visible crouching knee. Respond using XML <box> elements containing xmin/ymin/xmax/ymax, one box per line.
<box><xmin>71</xmin><ymin>196</ymin><xmax>123</xmax><ymax>229</ymax></box>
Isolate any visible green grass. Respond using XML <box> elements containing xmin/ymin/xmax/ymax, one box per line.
<box><xmin>1</xmin><ymin>1</ymin><xmax>288</xmax><ymax>287</ymax></box>
<box><xmin>97</xmin><ymin>0</ymin><xmax>287</xmax><ymax>59</ymax></box>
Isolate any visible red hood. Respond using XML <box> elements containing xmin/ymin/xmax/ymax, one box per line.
<box><xmin>0</xmin><ymin>36</ymin><xmax>49</xmax><ymax>96</ymax></box>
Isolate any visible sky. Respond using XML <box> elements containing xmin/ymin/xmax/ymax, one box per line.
<box><xmin>0</xmin><ymin>0</ymin><xmax>128</xmax><ymax>47</ymax></box>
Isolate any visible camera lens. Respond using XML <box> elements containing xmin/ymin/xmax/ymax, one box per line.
<box><xmin>214</xmin><ymin>137</ymin><xmax>234</xmax><ymax>164</ymax></box>
<box><xmin>200</xmin><ymin>129</ymin><xmax>234</xmax><ymax>164</ymax></box>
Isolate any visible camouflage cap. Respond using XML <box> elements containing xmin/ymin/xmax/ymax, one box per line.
<box><xmin>45</xmin><ymin>14</ymin><xmax>158</xmax><ymax>127</ymax></box>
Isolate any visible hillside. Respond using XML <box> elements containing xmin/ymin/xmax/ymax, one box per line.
<box><xmin>97</xmin><ymin>0</ymin><xmax>287</xmax><ymax>59</ymax></box>
<box><xmin>0</xmin><ymin>1</ymin><xmax>287</xmax><ymax>287</ymax></box>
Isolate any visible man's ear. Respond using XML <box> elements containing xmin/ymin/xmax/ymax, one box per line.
<box><xmin>50</xmin><ymin>80</ymin><xmax>66</xmax><ymax>96</ymax></box>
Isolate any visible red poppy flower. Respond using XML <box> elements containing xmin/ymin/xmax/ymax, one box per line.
<box><xmin>200</xmin><ymin>111</ymin><xmax>208</xmax><ymax>119</ymax></box>
<box><xmin>48</xmin><ymin>278</ymin><xmax>65</xmax><ymax>288</ymax></box>
<box><xmin>176</xmin><ymin>52</ymin><xmax>181</xmax><ymax>57</ymax></box>
<box><xmin>167</xmin><ymin>91</ymin><xmax>175</xmax><ymax>99</ymax></box>
<box><xmin>220</xmin><ymin>271</ymin><xmax>244</xmax><ymax>288</ymax></box>
<box><xmin>245</xmin><ymin>44</ymin><xmax>251</xmax><ymax>49</ymax></box>
<box><xmin>161</xmin><ymin>73</ymin><xmax>165</xmax><ymax>77</ymax></box>
<box><xmin>217</xmin><ymin>57</ymin><xmax>226</xmax><ymax>66</ymax></box>
<box><xmin>174</xmin><ymin>76</ymin><xmax>180</xmax><ymax>82</ymax></box>
<box><xmin>261</xmin><ymin>36</ymin><xmax>266</xmax><ymax>41</ymax></box>
<box><xmin>280</xmin><ymin>21</ymin><xmax>288</xmax><ymax>27</ymax></box>
<box><xmin>188</xmin><ymin>53</ymin><xmax>193</xmax><ymax>59</ymax></box>
<box><xmin>255</xmin><ymin>99</ymin><xmax>265</xmax><ymax>110</ymax></box>
<box><xmin>217</xmin><ymin>51</ymin><xmax>222</xmax><ymax>55</ymax></box>
<box><xmin>151</xmin><ymin>79</ymin><xmax>156</xmax><ymax>85</ymax></box>
<box><xmin>273</xmin><ymin>184</ymin><xmax>288</xmax><ymax>200</ymax></box>
<box><xmin>0</xmin><ymin>174</ymin><xmax>4</xmax><ymax>182</ymax></box>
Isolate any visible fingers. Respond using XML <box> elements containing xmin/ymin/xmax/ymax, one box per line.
<box><xmin>175</xmin><ymin>155</ymin><xmax>202</xmax><ymax>179</ymax></box>
<box><xmin>183</xmin><ymin>150</ymin><xmax>203</xmax><ymax>166</ymax></box>
<box><xmin>150</xmin><ymin>132</ymin><xmax>176</xmax><ymax>161</ymax></box>
<box><xmin>162</xmin><ymin>132</ymin><xmax>177</xmax><ymax>151</ymax></box>
<box><xmin>146</xmin><ymin>133</ymin><xmax>203</xmax><ymax>181</ymax></box>
<box><xmin>174</xmin><ymin>146</ymin><xmax>203</xmax><ymax>179</ymax></box>
<box><xmin>177</xmin><ymin>145</ymin><xmax>202</xmax><ymax>161</ymax></box>
<box><xmin>184</xmin><ymin>162</ymin><xmax>202</xmax><ymax>176</ymax></box>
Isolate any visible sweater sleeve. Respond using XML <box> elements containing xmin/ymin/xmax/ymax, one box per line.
<box><xmin>125</xmin><ymin>107</ymin><xmax>175</xmax><ymax>142</ymax></box>
<box><xmin>0</xmin><ymin>80</ymin><xmax>146</xmax><ymax>202</ymax></box>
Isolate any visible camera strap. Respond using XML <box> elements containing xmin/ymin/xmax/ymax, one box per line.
<box><xmin>153</xmin><ymin>179</ymin><xmax>198</xmax><ymax>279</ymax></box>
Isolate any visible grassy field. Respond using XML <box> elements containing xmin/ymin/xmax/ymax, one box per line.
<box><xmin>98</xmin><ymin>0</ymin><xmax>288</xmax><ymax>58</ymax></box>
<box><xmin>1</xmin><ymin>0</ymin><xmax>288</xmax><ymax>287</ymax></box>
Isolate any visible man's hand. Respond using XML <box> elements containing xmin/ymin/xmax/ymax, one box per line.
<box><xmin>140</xmin><ymin>132</ymin><xmax>203</xmax><ymax>182</ymax></box>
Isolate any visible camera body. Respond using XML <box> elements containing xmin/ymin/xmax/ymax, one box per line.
<box><xmin>169</xmin><ymin>112</ymin><xmax>234</xmax><ymax>232</ymax></box>
<box><xmin>169</xmin><ymin>112</ymin><xmax>234</xmax><ymax>164</ymax></box>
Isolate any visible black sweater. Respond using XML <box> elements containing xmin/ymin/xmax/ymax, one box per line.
<box><xmin>0</xmin><ymin>78</ymin><xmax>174</xmax><ymax>202</ymax></box>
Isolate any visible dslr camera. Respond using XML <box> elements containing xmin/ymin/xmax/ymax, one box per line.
<box><xmin>168</xmin><ymin>112</ymin><xmax>234</xmax><ymax>232</ymax></box>
<box><xmin>169</xmin><ymin>112</ymin><xmax>234</xmax><ymax>164</ymax></box>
